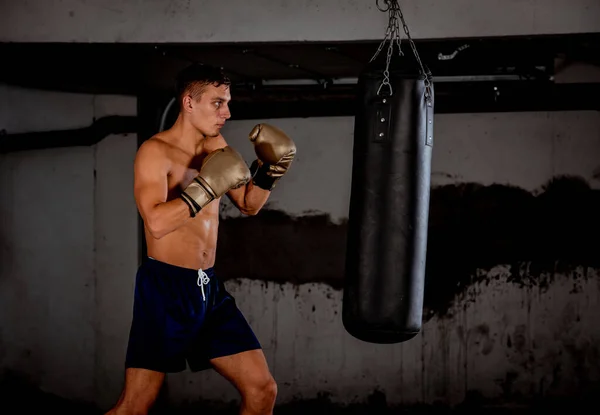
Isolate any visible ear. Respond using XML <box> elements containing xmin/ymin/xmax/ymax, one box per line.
<box><xmin>182</xmin><ymin>94</ymin><xmax>194</xmax><ymax>112</ymax></box>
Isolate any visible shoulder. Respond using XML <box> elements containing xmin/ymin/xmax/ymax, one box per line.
<box><xmin>135</xmin><ymin>135</ymin><xmax>172</xmax><ymax>170</ymax></box>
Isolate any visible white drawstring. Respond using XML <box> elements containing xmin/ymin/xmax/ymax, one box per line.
<box><xmin>197</xmin><ymin>269</ymin><xmax>210</xmax><ymax>301</ymax></box>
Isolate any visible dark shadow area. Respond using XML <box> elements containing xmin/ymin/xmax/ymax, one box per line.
<box><xmin>0</xmin><ymin>371</ymin><xmax>104</xmax><ymax>415</ymax></box>
<box><xmin>2</xmin><ymin>371</ymin><xmax>599</xmax><ymax>414</ymax></box>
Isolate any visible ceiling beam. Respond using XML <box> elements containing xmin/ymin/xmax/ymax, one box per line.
<box><xmin>224</xmin><ymin>80</ymin><xmax>600</xmax><ymax>119</ymax></box>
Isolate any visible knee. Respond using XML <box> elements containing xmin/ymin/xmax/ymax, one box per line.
<box><xmin>245</xmin><ymin>375</ymin><xmax>277</xmax><ymax>407</ymax></box>
<box><xmin>264</xmin><ymin>376</ymin><xmax>278</xmax><ymax>402</ymax></box>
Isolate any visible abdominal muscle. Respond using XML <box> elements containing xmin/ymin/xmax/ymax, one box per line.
<box><xmin>145</xmin><ymin>199</ymin><xmax>221</xmax><ymax>271</ymax></box>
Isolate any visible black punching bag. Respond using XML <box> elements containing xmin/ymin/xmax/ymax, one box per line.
<box><xmin>342</xmin><ymin>54</ymin><xmax>434</xmax><ymax>344</ymax></box>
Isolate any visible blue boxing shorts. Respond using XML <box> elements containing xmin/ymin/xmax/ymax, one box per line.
<box><xmin>124</xmin><ymin>257</ymin><xmax>261</xmax><ymax>373</ymax></box>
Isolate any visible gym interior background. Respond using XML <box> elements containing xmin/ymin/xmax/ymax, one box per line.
<box><xmin>1</xmin><ymin>0</ymin><xmax>600</xmax><ymax>413</ymax></box>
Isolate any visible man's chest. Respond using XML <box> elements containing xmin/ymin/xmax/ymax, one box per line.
<box><xmin>166</xmin><ymin>139</ymin><xmax>224</xmax><ymax>191</ymax></box>
<box><xmin>166</xmin><ymin>151</ymin><xmax>205</xmax><ymax>190</ymax></box>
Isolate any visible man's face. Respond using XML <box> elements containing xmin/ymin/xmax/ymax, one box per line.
<box><xmin>187</xmin><ymin>83</ymin><xmax>232</xmax><ymax>137</ymax></box>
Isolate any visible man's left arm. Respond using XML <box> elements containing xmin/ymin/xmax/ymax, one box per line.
<box><xmin>226</xmin><ymin>177</ymin><xmax>271</xmax><ymax>216</ymax></box>
<box><xmin>225</xmin><ymin>123</ymin><xmax>297</xmax><ymax>216</ymax></box>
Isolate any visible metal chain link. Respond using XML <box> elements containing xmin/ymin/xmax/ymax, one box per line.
<box><xmin>370</xmin><ymin>0</ymin><xmax>432</xmax><ymax>97</ymax></box>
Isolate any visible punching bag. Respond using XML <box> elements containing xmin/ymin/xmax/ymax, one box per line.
<box><xmin>342</xmin><ymin>53</ymin><xmax>434</xmax><ymax>344</ymax></box>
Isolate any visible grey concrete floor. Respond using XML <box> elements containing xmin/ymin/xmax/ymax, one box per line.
<box><xmin>1</xmin><ymin>376</ymin><xmax>598</xmax><ymax>414</ymax></box>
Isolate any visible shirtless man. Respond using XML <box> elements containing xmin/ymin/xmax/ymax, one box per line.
<box><xmin>105</xmin><ymin>63</ymin><xmax>296</xmax><ymax>415</ymax></box>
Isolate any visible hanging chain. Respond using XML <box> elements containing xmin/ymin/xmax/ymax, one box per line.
<box><xmin>370</xmin><ymin>0</ymin><xmax>432</xmax><ymax>97</ymax></box>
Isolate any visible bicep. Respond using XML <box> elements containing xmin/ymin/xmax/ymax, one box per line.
<box><xmin>133</xmin><ymin>142</ymin><xmax>170</xmax><ymax>220</ymax></box>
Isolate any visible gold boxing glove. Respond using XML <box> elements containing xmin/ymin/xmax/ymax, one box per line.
<box><xmin>248</xmin><ymin>123</ymin><xmax>296</xmax><ymax>190</ymax></box>
<box><xmin>180</xmin><ymin>146</ymin><xmax>251</xmax><ymax>217</ymax></box>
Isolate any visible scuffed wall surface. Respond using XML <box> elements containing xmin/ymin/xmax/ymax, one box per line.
<box><xmin>167</xmin><ymin>267</ymin><xmax>600</xmax><ymax>408</ymax></box>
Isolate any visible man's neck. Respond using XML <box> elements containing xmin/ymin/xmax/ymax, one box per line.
<box><xmin>170</xmin><ymin>115</ymin><xmax>205</xmax><ymax>155</ymax></box>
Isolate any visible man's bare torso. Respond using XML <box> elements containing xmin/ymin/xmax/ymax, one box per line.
<box><xmin>143</xmin><ymin>134</ymin><xmax>225</xmax><ymax>270</ymax></box>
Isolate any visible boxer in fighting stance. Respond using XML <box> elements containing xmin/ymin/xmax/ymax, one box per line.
<box><xmin>105</xmin><ymin>64</ymin><xmax>296</xmax><ymax>415</ymax></box>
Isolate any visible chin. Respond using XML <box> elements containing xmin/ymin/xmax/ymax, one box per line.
<box><xmin>199</xmin><ymin>128</ymin><xmax>219</xmax><ymax>138</ymax></box>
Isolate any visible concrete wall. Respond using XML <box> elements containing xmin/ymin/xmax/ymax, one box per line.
<box><xmin>1</xmin><ymin>0</ymin><xmax>600</xmax><ymax>43</ymax></box>
<box><xmin>1</xmin><ymin>81</ymin><xmax>599</xmax><ymax>411</ymax></box>
<box><xmin>0</xmin><ymin>85</ymin><xmax>139</xmax><ymax>407</ymax></box>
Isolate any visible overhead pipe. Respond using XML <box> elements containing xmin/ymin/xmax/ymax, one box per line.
<box><xmin>241</xmin><ymin>48</ymin><xmax>333</xmax><ymax>88</ymax></box>
<box><xmin>0</xmin><ymin>115</ymin><xmax>138</xmax><ymax>153</ymax></box>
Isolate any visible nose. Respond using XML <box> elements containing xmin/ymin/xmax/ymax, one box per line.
<box><xmin>222</xmin><ymin>105</ymin><xmax>231</xmax><ymax>120</ymax></box>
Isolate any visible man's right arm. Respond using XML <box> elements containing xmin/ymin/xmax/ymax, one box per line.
<box><xmin>134</xmin><ymin>140</ymin><xmax>192</xmax><ymax>239</ymax></box>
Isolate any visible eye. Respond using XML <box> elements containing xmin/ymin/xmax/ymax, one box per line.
<box><xmin>214</xmin><ymin>101</ymin><xmax>222</xmax><ymax>108</ymax></box>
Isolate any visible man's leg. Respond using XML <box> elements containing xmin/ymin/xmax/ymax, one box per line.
<box><xmin>210</xmin><ymin>349</ymin><xmax>277</xmax><ymax>415</ymax></box>
<box><xmin>107</xmin><ymin>259</ymin><xmax>191</xmax><ymax>414</ymax></box>
<box><xmin>105</xmin><ymin>368</ymin><xmax>165</xmax><ymax>415</ymax></box>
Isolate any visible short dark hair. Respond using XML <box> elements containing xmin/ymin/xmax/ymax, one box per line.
<box><xmin>175</xmin><ymin>63</ymin><xmax>231</xmax><ymax>103</ymax></box>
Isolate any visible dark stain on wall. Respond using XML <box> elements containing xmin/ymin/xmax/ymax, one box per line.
<box><xmin>216</xmin><ymin>209</ymin><xmax>348</xmax><ymax>288</ymax></box>
<box><xmin>215</xmin><ymin>176</ymin><xmax>600</xmax><ymax>319</ymax></box>
<box><xmin>424</xmin><ymin>175</ymin><xmax>600</xmax><ymax>319</ymax></box>
<box><xmin>468</xmin><ymin>324</ymin><xmax>495</xmax><ymax>355</ymax></box>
